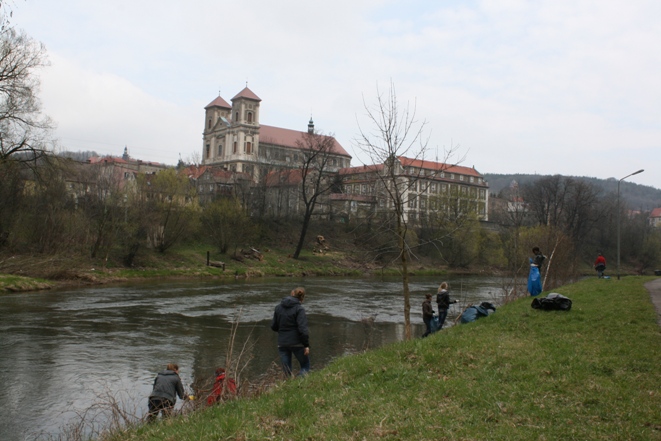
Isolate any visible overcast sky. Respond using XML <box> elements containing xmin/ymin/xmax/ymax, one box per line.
<box><xmin>10</xmin><ymin>0</ymin><xmax>660</xmax><ymax>189</ymax></box>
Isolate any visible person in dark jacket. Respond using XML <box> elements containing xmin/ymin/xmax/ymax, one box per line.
<box><xmin>436</xmin><ymin>282</ymin><xmax>458</xmax><ymax>330</ymax></box>
<box><xmin>531</xmin><ymin>247</ymin><xmax>546</xmax><ymax>271</ymax></box>
<box><xmin>147</xmin><ymin>363</ymin><xmax>186</xmax><ymax>422</ymax></box>
<box><xmin>271</xmin><ymin>287</ymin><xmax>310</xmax><ymax>377</ymax></box>
<box><xmin>528</xmin><ymin>247</ymin><xmax>546</xmax><ymax>296</ymax></box>
<box><xmin>422</xmin><ymin>293</ymin><xmax>435</xmax><ymax>337</ymax></box>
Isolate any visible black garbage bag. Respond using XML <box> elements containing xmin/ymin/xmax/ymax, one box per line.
<box><xmin>531</xmin><ymin>293</ymin><xmax>572</xmax><ymax>311</ymax></box>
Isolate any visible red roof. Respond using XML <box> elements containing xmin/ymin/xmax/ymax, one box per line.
<box><xmin>398</xmin><ymin>156</ymin><xmax>483</xmax><ymax>177</ymax></box>
<box><xmin>232</xmin><ymin>86</ymin><xmax>261</xmax><ymax>102</ymax></box>
<box><xmin>650</xmin><ymin>208</ymin><xmax>661</xmax><ymax>218</ymax></box>
<box><xmin>180</xmin><ymin>165</ymin><xmax>209</xmax><ymax>179</ymax></box>
<box><xmin>205</xmin><ymin>96</ymin><xmax>231</xmax><ymax>109</ymax></box>
<box><xmin>338</xmin><ymin>164</ymin><xmax>384</xmax><ymax>175</ymax></box>
<box><xmin>89</xmin><ymin>156</ymin><xmax>128</xmax><ymax>165</ymax></box>
<box><xmin>260</xmin><ymin>125</ymin><xmax>351</xmax><ymax>158</ymax></box>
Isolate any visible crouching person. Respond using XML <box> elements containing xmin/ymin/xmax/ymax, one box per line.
<box><xmin>147</xmin><ymin>363</ymin><xmax>186</xmax><ymax>422</ymax></box>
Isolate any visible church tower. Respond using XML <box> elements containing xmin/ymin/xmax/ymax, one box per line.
<box><xmin>202</xmin><ymin>94</ymin><xmax>232</xmax><ymax>164</ymax></box>
<box><xmin>227</xmin><ymin>86</ymin><xmax>261</xmax><ymax>176</ymax></box>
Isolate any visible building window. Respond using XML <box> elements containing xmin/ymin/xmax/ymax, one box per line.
<box><xmin>440</xmin><ymin>172</ymin><xmax>445</xmax><ymax>178</ymax></box>
<box><xmin>234</xmin><ymin>112</ymin><xmax>239</xmax><ymax>121</ymax></box>
<box><xmin>247</xmin><ymin>112</ymin><xmax>253</xmax><ymax>123</ymax></box>
<box><xmin>217</xmin><ymin>145</ymin><xmax>222</xmax><ymax>156</ymax></box>
<box><xmin>441</xmin><ymin>184</ymin><xmax>447</xmax><ymax>193</ymax></box>
<box><xmin>233</xmin><ymin>142</ymin><xmax>237</xmax><ymax>154</ymax></box>
<box><xmin>346</xmin><ymin>186</ymin><xmax>352</xmax><ymax>194</ymax></box>
<box><xmin>461</xmin><ymin>186</ymin><xmax>467</xmax><ymax>194</ymax></box>
<box><xmin>460</xmin><ymin>175</ymin><xmax>464</xmax><ymax>181</ymax></box>
<box><xmin>246</xmin><ymin>142</ymin><xmax>252</xmax><ymax>154</ymax></box>
<box><xmin>450</xmin><ymin>173</ymin><xmax>455</xmax><ymax>180</ymax></box>
<box><xmin>208</xmin><ymin>119</ymin><xmax>211</xmax><ymax>129</ymax></box>
<box><xmin>361</xmin><ymin>184</ymin><xmax>367</xmax><ymax>194</ymax></box>
<box><xmin>206</xmin><ymin>144</ymin><xmax>210</xmax><ymax>158</ymax></box>
<box><xmin>470</xmin><ymin>176</ymin><xmax>474</xmax><ymax>183</ymax></box>
<box><xmin>430</xmin><ymin>183</ymin><xmax>437</xmax><ymax>193</ymax></box>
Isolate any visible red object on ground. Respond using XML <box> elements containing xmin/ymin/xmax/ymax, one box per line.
<box><xmin>206</xmin><ymin>369</ymin><xmax>237</xmax><ymax>405</ymax></box>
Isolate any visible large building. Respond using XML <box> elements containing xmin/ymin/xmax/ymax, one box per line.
<box><xmin>200</xmin><ymin>86</ymin><xmax>489</xmax><ymax>224</ymax></box>
<box><xmin>202</xmin><ymin>86</ymin><xmax>352</xmax><ymax>181</ymax></box>
<box><xmin>332</xmin><ymin>157</ymin><xmax>489</xmax><ymax>223</ymax></box>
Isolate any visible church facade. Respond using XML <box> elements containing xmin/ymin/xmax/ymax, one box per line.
<box><xmin>202</xmin><ymin>86</ymin><xmax>352</xmax><ymax>181</ymax></box>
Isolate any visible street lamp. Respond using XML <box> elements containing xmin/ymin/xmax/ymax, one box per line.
<box><xmin>617</xmin><ymin>169</ymin><xmax>644</xmax><ymax>280</ymax></box>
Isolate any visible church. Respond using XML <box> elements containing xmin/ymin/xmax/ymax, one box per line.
<box><xmin>202</xmin><ymin>86</ymin><xmax>352</xmax><ymax>181</ymax></box>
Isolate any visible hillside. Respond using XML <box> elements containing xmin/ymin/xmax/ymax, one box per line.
<box><xmin>484</xmin><ymin>173</ymin><xmax>661</xmax><ymax>210</ymax></box>
<box><xmin>106</xmin><ymin>277</ymin><xmax>661</xmax><ymax>440</ymax></box>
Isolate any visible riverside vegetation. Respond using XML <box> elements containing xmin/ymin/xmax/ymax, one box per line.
<box><xmin>102</xmin><ymin>276</ymin><xmax>661</xmax><ymax>441</ymax></box>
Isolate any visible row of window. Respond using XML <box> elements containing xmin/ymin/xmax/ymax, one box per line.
<box><xmin>406</xmin><ymin>167</ymin><xmax>484</xmax><ymax>185</ymax></box>
<box><xmin>344</xmin><ymin>182</ymin><xmax>487</xmax><ymax>200</ymax></box>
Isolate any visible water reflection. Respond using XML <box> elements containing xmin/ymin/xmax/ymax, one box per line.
<box><xmin>0</xmin><ymin>275</ymin><xmax>505</xmax><ymax>440</ymax></box>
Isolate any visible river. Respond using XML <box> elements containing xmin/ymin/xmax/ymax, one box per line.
<box><xmin>0</xmin><ymin>275</ymin><xmax>506</xmax><ymax>440</ymax></box>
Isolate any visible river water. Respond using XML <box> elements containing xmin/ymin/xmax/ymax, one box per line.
<box><xmin>0</xmin><ymin>275</ymin><xmax>506</xmax><ymax>440</ymax></box>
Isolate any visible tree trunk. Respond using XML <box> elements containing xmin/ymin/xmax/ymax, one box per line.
<box><xmin>397</xmin><ymin>215</ymin><xmax>412</xmax><ymax>340</ymax></box>
<box><xmin>293</xmin><ymin>206</ymin><xmax>313</xmax><ymax>259</ymax></box>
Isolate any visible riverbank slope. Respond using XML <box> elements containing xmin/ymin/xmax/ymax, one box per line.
<box><xmin>107</xmin><ymin>276</ymin><xmax>661</xmax><ymax>440</ymax></box>
<box><xmin>0</xmin><ymin>242</ymin><xmax>466</xmax><ymax>292</ymax></box>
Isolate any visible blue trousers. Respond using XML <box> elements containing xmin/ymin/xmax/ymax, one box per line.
<box><xmin>437</xmin><ymin>309</ymin><xmax>448</xmax><ymax>329</ymax></box>
<box><xmin>278</xmin><ymin>346</ymin><xmax>310</xmax><ymax>377</ymax></box>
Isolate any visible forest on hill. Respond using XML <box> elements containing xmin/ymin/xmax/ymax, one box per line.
<box><xmin>484</xmin><ymin>173</ymin><xmax>661</xmax><ymax>210</ymax></box>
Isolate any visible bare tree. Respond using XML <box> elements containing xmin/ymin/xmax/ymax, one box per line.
<box><xmin>355</xmin><ymin>81</ymin><xmax>459</xmax><ymax>340</ymax></box>
<box><xmin>291</xmin><ymin>131</ymin><xmax>338</xmax><ymax>259</ymax></box>
<box><xmin>0</xmin><ymin>28</ymin><xmax>53</xmax><ymax>164</ymax></box>
<box><xmin>136</xmin><ymin>169</ymin><xmax>200</xmax><ymax>253</ymax></box>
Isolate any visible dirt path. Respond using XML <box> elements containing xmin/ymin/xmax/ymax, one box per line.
<box><xmin>645</xmin><ymin>278</ymin><xmax>661</xmax><ymax>326</ymax></box>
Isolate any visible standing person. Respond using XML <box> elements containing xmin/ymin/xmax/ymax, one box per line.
<box><xmin>436</xmin><ymin>282</ymin><xmax>458</xmax><ymax>330</ymax></box>
<box><xmin>528</xmin><ymin>246</ymin><xmax>546</xmax><ymax>296</ymax></box>
<box><xmin>594</xmin><ymin>253</ymin><xmax>607</xmax><ymax>278</ymax></box>
<box><xmin>271</xmin><ymin>287</ymin><xmax>310</xmax><ymax>377</ymax></box>
<box><xmin>531</xmin><ymin>247</ymin><xmax>546</xmax><ymax>272</ymax></box>
<box><xmin>421</xmin><ymin>293</ymin><xmax>435</xmax><ymax>337</ymax></box>
<box><xmin>147</xmin><ymin>363</ymin><xmax>186</xmax><ymax>422</ymax></box>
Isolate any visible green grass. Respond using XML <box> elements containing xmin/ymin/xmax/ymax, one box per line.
<box><xmin>0</xmin><ymin>274</ymin><xmax>53</xmax><ymax>292</ymax></box>
<box><xmin>107</xmin><ymin>276</ymin><xmax>661</xmax><ymax>441</ymax></box>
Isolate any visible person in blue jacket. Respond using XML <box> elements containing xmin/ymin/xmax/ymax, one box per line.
<box><xmin>147</xmin><ymin>363</ymin><xmax>186</xmax><ymax>422</ymax></box>
<box><xmin>271</xmin><ymin>287</ymin><xmax>310</xmax><ymax>377</ymax></box>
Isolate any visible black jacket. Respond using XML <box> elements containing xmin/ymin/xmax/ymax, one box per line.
<box><xmin>422</xmin><ymin>299</ymin><xmax>434</xmax><ymax>320</ymax></box>
<box><xmin>271</xmin><ymin>296</ymin><xmax>309</xmax><ymax>348</ymax></box>
<box><xmin>149</xmin><ymin>370</ymin><xmax>185</xmax><ymax>403</ymax></box>
<box><xmin>436</xmin><ymin>289</ymin><xmax>452</xmax><ymax>310</ymax></box>
<box><xmin>532</xmin><ymin>253</ymin><xmax>545</xmax><ymax>268</ymax></box>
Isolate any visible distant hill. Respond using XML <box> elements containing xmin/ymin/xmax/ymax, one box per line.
<box><xmin>484</xmin><ymin>173</ymin><xmax>661</xmax><ymax>211</ymax></box>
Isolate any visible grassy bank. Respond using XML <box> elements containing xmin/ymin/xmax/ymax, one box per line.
<box><xmin>107</xmin><ymin>276</ymin><xmax>661</xmax><ymax>440</ymax></box>
<box><xmin>0</xmin><ymin>245</ymin><xmax>379</xmax><ymax>293</ymax></box>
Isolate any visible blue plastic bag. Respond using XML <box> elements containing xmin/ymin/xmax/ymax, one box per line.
<box><xmin>527</xmin><ymin>258</ymin><xmax>542</xmax><ymax>296</ymax></box>
<box><xmin>429</xmin><ymin>316</ymin><xmax>441</xmax><ymax>333</ymax></box>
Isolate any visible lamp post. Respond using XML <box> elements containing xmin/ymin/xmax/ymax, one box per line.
<box><xmin>617</xmin><ymin>169</ymin><xmax>644</xmax><ymax>280</ymax></box>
